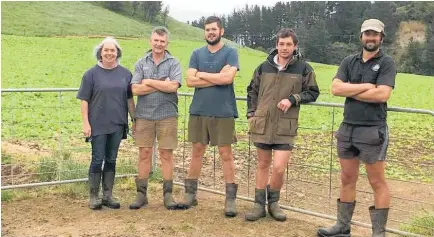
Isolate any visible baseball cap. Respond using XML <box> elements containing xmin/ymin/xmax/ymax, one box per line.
<box><xmin>361</xmin><ymin>19</ymin><xmax>385</xmax><ymax>34</ymax></box>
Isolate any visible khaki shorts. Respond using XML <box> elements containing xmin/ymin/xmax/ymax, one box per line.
<box><xmin>135</xmin><ymin>117</ymin><xmax>178</xmax><ymax>149</ymax></box>
<box><xmin>188</xmin><ymin>115</ymin><xmax>237</xmax><ymax>146</ymax></box>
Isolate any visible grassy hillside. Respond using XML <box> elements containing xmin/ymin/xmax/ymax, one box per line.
<box><xmin>1</xmin><ymin>1</ymin><xmax>205</xmax><ymax>41</ymax></box>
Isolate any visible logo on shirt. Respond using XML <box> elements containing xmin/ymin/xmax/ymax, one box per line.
<box><xmin>372</xmin><ymin>64</ymin><xmax>380</xmax><ymax>72</ymax></box>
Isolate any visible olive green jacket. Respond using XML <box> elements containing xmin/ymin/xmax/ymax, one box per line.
<box><xmin>246</xmin><ymin>49</ymin><xmax>320</xmax><ymax>144</ymax></box>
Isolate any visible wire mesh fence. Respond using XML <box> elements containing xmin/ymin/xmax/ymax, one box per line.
<box><xmin>1</xmin><ymin>88</ymin><xmax>433</xmax><ymax>236</ymax></box>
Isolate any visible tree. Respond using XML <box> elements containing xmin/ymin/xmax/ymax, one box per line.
<box><xmin>400</xmin><ymin>38</ymin><xmax>425</xmax><ymax>75</ymax></box>
<box><xmin>422</xmin><ymin>21</ymin><xmax>434</xmax><ymax>75</ymax></box>
<box><xmin>131</xmin><ymin>1</ymin><xmax>140</xmax><ymax>16</ymax></box>
<box><xmin>188</xmin><ymin>1</ymin><xmax>431</xmax><ymax>74</ymax></box>
<box><xmin>162</xmin><ymin>5</ymin><xmax>170</xmax><ymax>26</ymax></box>
<box><xmin>141</xmin><ymin>1</ymin><xmax>162</xmax><ymax>23</ymax></box>
<box><xmin>363</xmin><ymin>2</ymin><xmax>400</xmax><ymax>45</ymax></box>
<box><xmin>103</xmin><ymin>1</ymin><xmax>124</xmax><ymax>12</ymax></box>
<box><xmin>191</xmin><ymin>20</ymin><xmax>199</xmax><ymax>28</ymax></box>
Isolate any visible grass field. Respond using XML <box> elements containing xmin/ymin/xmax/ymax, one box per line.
<box><xmin>1</xmin><ymin>1</ymin><xmax>433</xmax><ymax>178</ymax></box>
<box><xmin>2</xmin><ymin>34</ymin><xmax>433</xmax><ymax>139</ymax></box>
<box><xmin>2</xmin><ymin>34</ymin><xmax>433</xmax><ymax>182</ymax></box>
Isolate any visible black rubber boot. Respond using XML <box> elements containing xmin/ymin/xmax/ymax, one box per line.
<box><xmin>245</xmin><ymin>189</ymin><xmax>266</xmax><ymax>221</ymax></box>
<box><xmin>224</xmin><ymin>183</ymin><xmax>238</xmax><ymax>217</ymax></box>
<box><xmin>369</xmin><ymin>206</ymin><xmax>389</xmax><ymax>237</ymax></box>
<box><xmin>163</xmin><ymin>180</ymin><xmax>178</xmax><ymax>210</ymax></box>
<box><xmin>88</xmin><ymin>172</ymin><xmax>102</xmax><ymax>210</ymax></box>
<box><xmin>177</xmin><ymin>179</ymin><xmax>198</xmax><ymax>209</ymax></box>
<box><xmin>267</xmin><ymin>185</ymin><xmax>286</xmax><ymax>222</ymax></box>
<box><xmin>317</xmin><ymin>199</ymin><xmax>356</xmax><ymax>237</ymax></box>
<box><xmin>129</xmin><ymin>178</ymin><xmax>148</xmax><ymax>209</ymax></box>
<box><xmin>101</xmin><ymin>171</ymin><xmax>120</xmax><ymax>209</ymax></box>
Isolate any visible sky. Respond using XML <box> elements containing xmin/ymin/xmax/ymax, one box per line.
<box><xmin>163</xmin><ymin>0</ymin><xmax>283</xmax><ymax>23</ymax></box>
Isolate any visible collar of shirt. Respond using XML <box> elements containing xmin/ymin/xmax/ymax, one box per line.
<box><xmin>143</xmin><ymin>50</ymin><xmax>173</xmax><ymax>64</ymax></box>
<box><xmin>273</xmin><ymin>55</ymin><xmax>285</xmax><ymax>71</ymax></box>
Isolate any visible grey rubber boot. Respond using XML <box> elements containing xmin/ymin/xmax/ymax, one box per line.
<box><xmin>267</xmin><ymin>185</ymin><xmax>286</xmax><ymax>222</ymax></box>
<box><xmin>224</xmin><ymin>183</ymin><xmax>238</xmax><ymax>217</ymax></box>
<box><xmin>369</xmin><ymin>206</ymin><xmax>389</xmax><ymax>237</ymax></box>
<box><xmin>101</xmin><ymin>171</ymin><xmax>120</xmax><ymax>209</ymax></box>
<box><xmin>177</xmin><ymin>179</ymin><xmax>198</xmax><ymax>209</ymax></box>
<box><xmin>129</xmin><ymin>178</ymin><xmax>148</xmax><ymax>209</ymax></box>
<box><xmin>245</xmin><ymin>189</ymin><xmax>266</xmax><ymax>221</ymax></box>
<box><xmin>317</xmin><ymin>199</ymin><xmax>356</xmax><ymax>237</ymax></box>
<box><xmin>88</xmin><ymin>172</ymin><xmax>102</xmax><ymax>210</ymax></box>
<box><xmin>163</xmin><ymin>180</ymin><xmax>178</xmax><ymax>210</ymax></box>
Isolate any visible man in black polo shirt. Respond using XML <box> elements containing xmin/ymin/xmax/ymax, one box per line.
<box><xmin>317</xmin><ymin>19</ymin><xmax>396</xmax><ymax>237</ymax></box>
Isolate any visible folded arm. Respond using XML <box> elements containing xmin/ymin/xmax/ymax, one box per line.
<box><xmin>186</xmin><ymin>68</ymin><xmax>215</xmax><ymax>88</ymax></box>
<box><xmin>197</xmin><ymin>65</ymin><xmax>238</xmax><ymax>85</ymax></box>
<box><xmin>331</xmin><ymin>79</ymin><xmax>376</xmax><ymax>97</ymax></box>
<box><xmin>352</xmin><ymin>85</ymin><xmax>393</xmax><ymax>103</ymax></box>
<box><xmin>144</xmin><ymin>79</ymin><xmax>179</xmax><ymax>93</ymax></box>
<box><xmin>131</xmin><ymin>83</ymin><xmax>157</xmax><ymax>96</ymax></box>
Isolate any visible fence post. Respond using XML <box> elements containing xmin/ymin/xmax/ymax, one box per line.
<box><xmin>328</xmin><ymin>107</ymin><xmax>336</xmax><ymax>199</ymax></box>
<box><xmin>57</xmin><ymin>91</ymin><xmax>63</xmax><ymax>181</ymax></box>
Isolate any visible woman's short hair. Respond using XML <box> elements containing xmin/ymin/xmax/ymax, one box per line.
<box><xmin>94</xmin><ymin>37</ymin><xmax>122</xmax><ymax>62</ymax></box>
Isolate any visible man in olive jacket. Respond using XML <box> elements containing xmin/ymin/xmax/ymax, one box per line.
<box><xmin>245</xmin><ymin>28</ymin><xmax>320</xmax><ymax>222</ymax></box>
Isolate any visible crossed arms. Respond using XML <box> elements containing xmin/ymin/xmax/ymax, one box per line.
<box><xmin>132</xmin><ymin>78</ymin><xmax>179</xmax><ymax>95</ymax></box>
<box><xmin>331</xmin><ymin>79</ymin><xmax>392</xmax><ymax>103</ymax></box>
<box><xmin>186</xmin><ymin>65</ymin><xmax>238</xmax><ymax>88</ymax></box>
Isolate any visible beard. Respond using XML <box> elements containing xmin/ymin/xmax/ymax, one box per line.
<box><xmin>363</xmin><ymin>41</ymin><xmax>380</xmax><ymax>52</ymax></box>
<box><xmin>206</xmin><ymin>35</ymin><xmax>222</xmax><ymax>46</ymax></box>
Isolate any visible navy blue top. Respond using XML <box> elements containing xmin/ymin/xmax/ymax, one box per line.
<box><xmin>77</xmin><ymin>65</ymin><xmax>133</xmax><ymax>136</ymax></box>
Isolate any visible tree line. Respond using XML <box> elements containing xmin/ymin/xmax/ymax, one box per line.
<box><xmin>93</xmin><ymin>1</ymin><xmax>170</xmax><ymax>26</ymax></box>
<box><xmin>190</xmin><ymin>1</ymin><xmax>433</xmax><ymax>76</ymax></box>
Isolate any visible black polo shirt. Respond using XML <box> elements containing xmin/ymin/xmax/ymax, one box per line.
<box><xmin>335</xmin><ymin>49</ymin><xmax>396</xmax><ymax>126</ymax></box>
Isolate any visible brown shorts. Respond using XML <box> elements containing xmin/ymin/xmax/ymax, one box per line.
<box><xmin>188</xmin><ymin>115</ymin><xmax>237</xmax><ymax>146</ymax></box>
<box><xmin>335</xmin><ymin>123</ymin><xmax>389</xmax><ymax>164</ymax></box>
<box><xmin>135</xmin><ymin>117</ymin><xmax>178</xmax><ymax>149</ymax></box>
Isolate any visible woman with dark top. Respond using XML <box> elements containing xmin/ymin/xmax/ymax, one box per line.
<box><xmin>77</xmin><ymin>37</ymin><xmax>136</xmax><ymax>210</ymax></box>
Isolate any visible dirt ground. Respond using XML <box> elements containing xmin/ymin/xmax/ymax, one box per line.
<box><xmin>1</xmin><ymin>136</ymin><xmax>433</xmax><ymax>237</ymax></box>
<box><xmin>1</xmin><ymin>184</ymin><xmax>376</xmax><ymax>237</ymax></box>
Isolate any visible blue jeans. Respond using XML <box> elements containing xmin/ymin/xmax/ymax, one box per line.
<box><xmin>89</xmin><ymin>127</ymin><xmax>124</xmax><ymax>173</ymax></box>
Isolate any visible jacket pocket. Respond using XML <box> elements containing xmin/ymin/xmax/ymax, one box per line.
<box><xmin>249</xmin><ymin>115</ymin><xmax>267</xmax><ymax>135</ymax></box>
<box><xmin>276</xmin><ymin>117</ymin><xmax>298</xmax><ymax>136</ymax></box>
